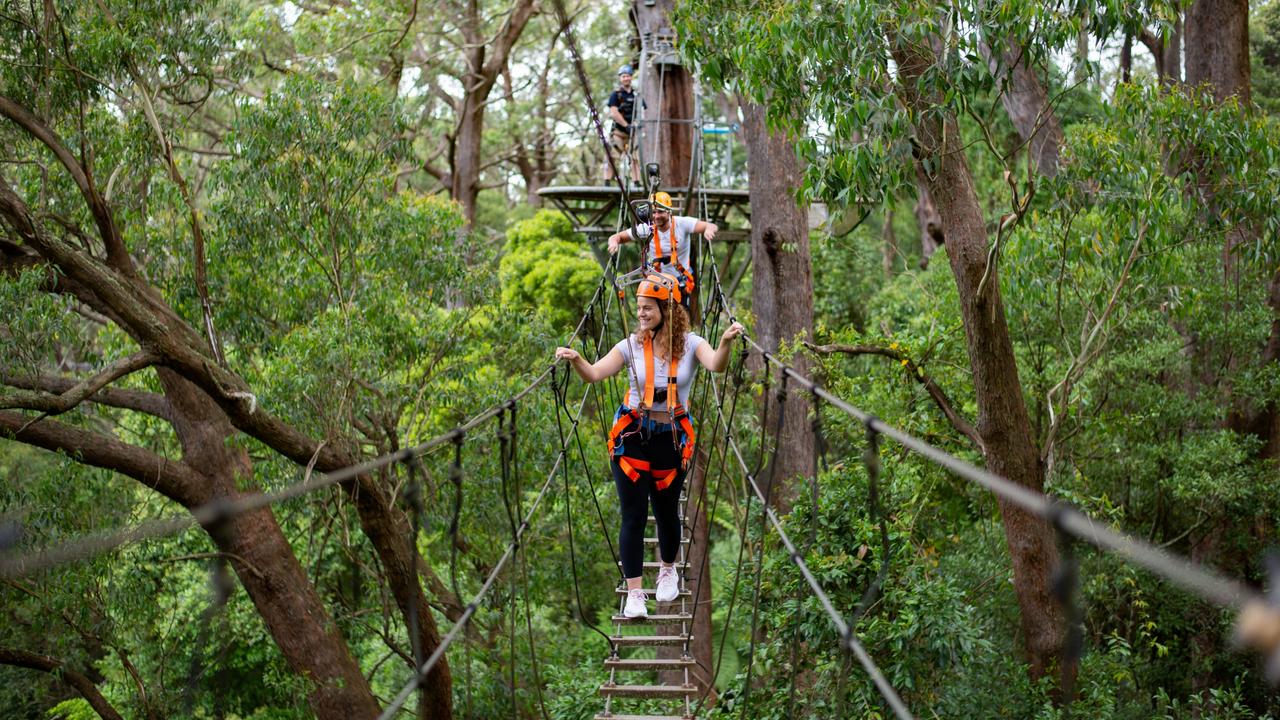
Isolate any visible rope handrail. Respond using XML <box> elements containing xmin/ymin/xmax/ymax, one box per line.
<box><xmin>376</xmin><ymin>351</ymin><xmax>608</xmax><ymax>719</ymax></box>
<box><xmin>702</xmin><ymin>366</ymin><xmax>913</xmax><ymax>719</ymax></box>
<box><xmin>738</xmin><ymin>337</ymin><xmax>1258</xmax><ymax>612</ymax></box>
<box><xmin>697</xmin><ymin>226</ymin><xmax>1275</xmax><ymax>670</ymax></box>
<box><xmin>0</xmin><ymin>268</ymin><xmax>617</xmax><ymax>579</ymax></box>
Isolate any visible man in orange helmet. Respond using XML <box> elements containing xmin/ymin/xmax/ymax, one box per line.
<box><xmin>606</xmin><ymin>191</ymin><xmax>718</xmax><ymax>302</ymax></box>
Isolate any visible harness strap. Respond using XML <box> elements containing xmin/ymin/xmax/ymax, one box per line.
<box><xmin>642</xmin><ymin>333</ymin><xmax>656</xmax><ymax>408</ymax></box>
<box><xmin>606</xmin><ymin>409</ymin><xmax>640</xmax><ymax>458</ymax></box>
<box><xmin>676</xmin><ymin>410</ymin><xmax>696</xmax><ymax>471</ymax></box>
<box><xmin>606</xmin><ymin>406</ymin><xmax>694</xmax><ymax>489</ymax></box>
<box><xmin>650</xmin><ymin>224</ymin><xmax>695</xmax><ymax>296</ymax></box>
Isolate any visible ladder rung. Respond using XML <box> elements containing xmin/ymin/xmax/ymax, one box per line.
<box><xmin>612</xmin><ymin>613</ymin><xmax>691</xmax><ymax>623</ymax></box>
<box><xmin>615</xmin><ymin>587</ymin><xmax>691</xmax><ymax>598</ymax></box>
<box><xmin>617</xmin><ymin>561</ymin><xmax>690</xmax><ymax>570</ymax></box>
<box><xmin>610</xmin><ymin>635</ymin><xmax>692</xmax><ymax>646</ymax></box>
<box><xmin>599</xmin><ymin>684</ymin><xmax>698</xmax><ymax>699</ymax></box>
<box><xmin>603</xmin><ymin>657</ymin><xmax>696</xmax><ymax>671</ymax></box>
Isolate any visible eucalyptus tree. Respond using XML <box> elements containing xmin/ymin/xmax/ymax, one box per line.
<box><xmin>678</xmin><ymin>0</ymin><xmax>1280</xmax><ymax>696</ymax></box>
<box><xmin>0</xmin><ymin>2</ymin><xmax>563</xmax><ymax>717</ymax></box>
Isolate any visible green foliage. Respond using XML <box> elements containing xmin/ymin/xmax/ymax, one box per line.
<box><xmin>45</xmin><ymin>698</ymin><xmax>95</xmax><ymax>720</ymax></box>
<box><xmin>498</xmin><ymin>210</ymin><xmax>600</xmax><ymax>331</ymax></box>
<box><xmin>1253</xmin><ymin>1</ymin><xmax>1280</xmax><ymax>116</ymax></box>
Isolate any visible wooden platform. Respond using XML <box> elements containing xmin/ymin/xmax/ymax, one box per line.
<box><xmin>536</xmin><ymin>185</ymin><xmax>749</xmax><ymax>241</ymax></box>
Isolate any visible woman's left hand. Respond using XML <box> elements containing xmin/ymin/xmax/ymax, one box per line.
<box><xmin>720</xmin><ymin>322</ymin><xmax>744</xmax><ymax>344</ymax></box>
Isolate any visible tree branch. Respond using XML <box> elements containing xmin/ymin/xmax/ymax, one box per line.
<box><xmin>0</xmin><ymin>350</ymin><xmax>159</xmax><ymax>422</ymax></box>
<box><xmin>805</xmin><ymin>341</ymin><xmax>985</xmax><ymax>451</ymax></box>
<box><xmin>0</xmin><ymin>646</ymin><xmax>125</xmax><ymax>720</ymax></box>
<box><xmin>0</xmin><ymin>372</ymin><xmax>169</xmax><ymax>419</ymax></box>
<box><xmin>0</xmin><ymin>95</ymin><xmax>131</xmax><ymax>272</ymax></box>
<box><xmin>0</xmin><ymin>409</ymin><xmax>198</xmax><ymax>502</ymax></box>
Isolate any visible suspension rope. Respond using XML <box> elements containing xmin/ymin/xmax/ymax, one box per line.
<box><xmin>549</xmin><ymin>0</ymin><xmax>630</xmax><ymax>199</ymax></box>
<box><xmin>0</xmin><ymin>269</ymin><xmax>618</xmax><ymax>580</ymax></box>
<box><xmin>703</xmin><ymin>366</ymin><xmax>914</xmax><ymax>719</ymax></box>
<box><xmin>690</xmin><ymin>221</ymin><xmax>910</xmax><ymax>714</ymax></box>
<box><xmin>375</xmin><ymin>353</ymin><xmax>607</xmax><ymax>720</ymax></box>
<box><xmin>738</xmin><ymin>373</ymin><xmax>790</xmax><ymax>718</ymax></box>
<box><xmin>742</xmin><ymin>340</ymin><xmax>1258</xmax><ymax>612</ymax></box>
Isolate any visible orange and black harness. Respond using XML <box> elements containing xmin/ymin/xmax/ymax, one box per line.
<box><xmin>650</xmin><ymin>224</ymin><xmax>696</xmax><ymax>299</ymax></box>
<box><xmin>606</xmin><ymin>333</ymin><xmax>696</xmax><ymax>490</ymax></box>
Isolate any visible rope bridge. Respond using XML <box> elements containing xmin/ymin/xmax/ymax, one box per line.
<box><xmin>7</xmin><ymin>6</ymin><xmax>1280</xmax><ymax>720</ymax></box>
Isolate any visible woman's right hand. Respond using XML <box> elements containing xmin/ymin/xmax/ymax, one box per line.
<box><xmin>555</xmin><ymin>347</ymin><xmax>580</xmax><ymax>362</ymax></box>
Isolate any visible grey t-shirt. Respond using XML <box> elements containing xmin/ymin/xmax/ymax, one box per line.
<box><xmin>631</xmin><ymin>216</ymin><xmax>698</xmax><ymax>273</ymax></box>
<box><xmin>613</xmin><ymin>332</ymin><xmax>706</xmax><ymax>411</ymax></box>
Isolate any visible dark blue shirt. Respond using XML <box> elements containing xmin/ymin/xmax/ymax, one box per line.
<box><xmin>607</xmin><ymin>87</ymin><xmax>636</xmax><ymax>135</ymax></box>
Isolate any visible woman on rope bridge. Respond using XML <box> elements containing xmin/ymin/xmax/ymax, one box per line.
<box><xmin>555</xmin><ymin>272</ymin><xmax>743</xmax><ymax>618</ymax></box>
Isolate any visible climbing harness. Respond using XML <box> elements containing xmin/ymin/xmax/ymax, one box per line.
<box><xmin>649</xmin><ymin>222</ymin><xmax>697</xmax><ymax>300</ymax></box>
<box><xmin>606</xmin><ymin>273</ymin><xmax>697</xmax><ymax>489</ymax></box>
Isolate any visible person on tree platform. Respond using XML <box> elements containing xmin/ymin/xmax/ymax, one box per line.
<box><xmin>554</xmin><ymin>273</ymin><xmax>743</xmax><ymax>618</ymax></box>
<box><xmin>604</xmin><ymin>64</ymin><xmax>641</xmax><ymax>184</ymax></box>
<box><xmin>606</xmin><ymin>191</ymin><xmax>718</xmax><ymax>307</ymax></box>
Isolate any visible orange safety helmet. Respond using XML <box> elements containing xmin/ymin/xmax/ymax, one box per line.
<box><xmin>650</xmin><ymin>191</ymin><xmax>674</xmax><ymax>211</ymax></box>
<box><xmin>636</xmin><ymin>272</ymin><xmax>682</xmax><ymax>304</ymax></box>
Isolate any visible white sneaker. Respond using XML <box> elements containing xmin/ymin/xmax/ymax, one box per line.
<box><xmin>623</xmin><ymin>588</ymin><xmax>649</xmax><ymax>618</ymax></box>
<box><xmin>655</xmin><ymin>565</ymin><xmax>679</xmax><ymax>603</ymax></box>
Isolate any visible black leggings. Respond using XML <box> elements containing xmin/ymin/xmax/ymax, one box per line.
<box><xmin>612</xmin><ymin>421</ymin><xmax>687</xmax><ymax>579</ymax></box>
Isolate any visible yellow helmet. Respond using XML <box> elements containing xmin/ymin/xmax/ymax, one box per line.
<box><xmin>636</xmin><ymin>272</ymin><xmax>682</xmax><ymax>304</ymax></box>
<box><xmin>650</xmin><ymin>191</ymin><xmax>674</xmax><ymax>211</ymax></box>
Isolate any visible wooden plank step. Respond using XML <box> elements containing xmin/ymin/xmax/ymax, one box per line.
<box><xmin>599</xmin><ymin>683</ymin><xmax>697</xmax><ymax>699</ymax></box>
<box><xmin>644</xmin><ymin>537</ymin><xmax>690</xmax><ymax>545</ymax></box>
<box><xmin>594</xmin><ymin>714</ymin><xmax>691</xmax><ymax>720</ymax></box>
<box><xmin>612</xmin><ymin>613</ymin><xmax>691</xmax><ymax>624</ymax></box>
<box><xmin>617</xmin><ymin>560</ymin><xmax>689</xmax><ymax>570</ymax></box>
<box><xmin>615</xmin><ymin>587</ymin><xmax>691</xmax><ymax>598</ymax></box>
<box><xmin>610</xmin><ymin>634</ymin><xmax>692</xmax><ymax>646</ymax></box>
<box><xmin>604</xmin><ymin>657</ymin><xmax>695</xmax><ymax>671</ymax></box>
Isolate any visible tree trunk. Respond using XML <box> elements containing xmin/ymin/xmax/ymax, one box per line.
<box><xmin>346</xmin><ymin>469</ymin><xmax>454</xmax><ymax>720</ymax></box>
<box><xmin>1183</xmin><ymin>2</ymin><xmax>1265</xmax><ymax>694</ymax></box>
<box><xmin>740</xmin><ymin>98</ymin><xmax>816</xmax><ymax>513</ymax></box>
<box><xmin>1185</xmin><ymin>0</ymin><xmax>1250</xmax><ymax>104</ymax></box>
<box><xmin>450</xmin><ymin>0</ymin><xmax>538</xmax><ymax>228</ymax></box>
<box><xmin>635</xmin><ymin>0</ymin><xmax>694</xmax><ymax>188</ymax></box>
<box><xmin>890</xmin><ymin>32</ymin><xmax>1065</xmax><ymax>683</ymax></box>
<box><xmin>157</xmin><ymin>369</ymin><xmax>382</xmax><ymax>719</ymax></box>
<box><xmin>914</xmin><ymin>167</ymin><xmax>943</xmax><ymax>268</ymax></box>
<box><xmin>452</xmin><ymin>90</ymin><xmax>486</xmax><ymax>228</ymax></box>
<box><xmin>981</xmin><ymin>40</ymin><xmax>1064</xmax><ymax>178</ymax></box>
<box><xmin>882</xmin><ymin>207</ymin><xmax>896</xmax><ymax>279</ymax></box>
<box><xmin>1120</xmin><ymin>34</ymin><xmax>1133</xmax><ymax>85</ymax></box>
